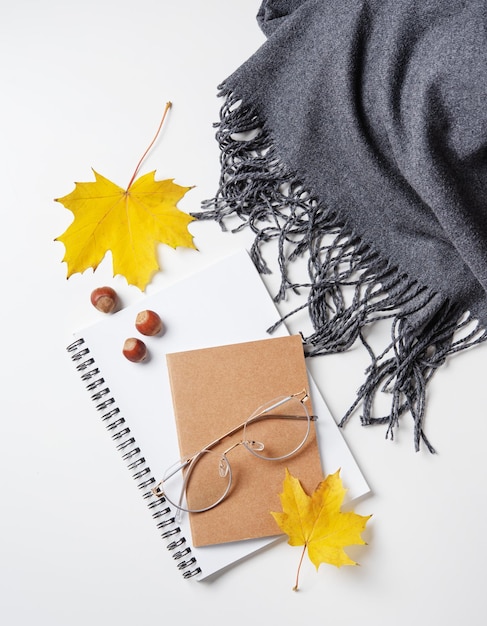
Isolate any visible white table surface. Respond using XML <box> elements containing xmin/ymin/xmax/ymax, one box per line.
<box><xmin>2</xmin><ymin>1</ymin><xmax>486</xmax><ymax>624</ymax></box>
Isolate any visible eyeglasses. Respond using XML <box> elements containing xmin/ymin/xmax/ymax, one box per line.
<box><xmin>152</xmin><ymin>390</ymin><xmax>316</xmax><ymax>515</ymax></box>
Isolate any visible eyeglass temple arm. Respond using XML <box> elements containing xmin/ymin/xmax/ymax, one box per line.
<box><xmin>199</xmin><ymin>390</ymin><xmax>315</xmax><ymax>454</ymax></box>
<box><xmin>244</xmin><ymin>412</ymin><xmax>317</xmax><ymax>426</ymax></box>
<box><xmin>161</xmin><ymin>391</ymin><xmax>314</xmax><ymax>468</ymax></box>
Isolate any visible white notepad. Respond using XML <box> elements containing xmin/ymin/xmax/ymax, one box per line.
<box><xmin>67</xmin><ymin>249</ymin><xmax>369</xmax><ymax>580</ymax></box>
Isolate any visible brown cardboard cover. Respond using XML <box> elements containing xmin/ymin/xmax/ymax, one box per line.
<box><xmin>165</xmin><ymin>335</ymin><xmax>323</xmax><ymax>547</ymax></box>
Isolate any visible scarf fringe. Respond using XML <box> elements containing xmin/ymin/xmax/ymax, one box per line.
<box><xmin>196</xmin><ymin>88</ymin><xmax>486</xmax><ymax>452</ymax></box>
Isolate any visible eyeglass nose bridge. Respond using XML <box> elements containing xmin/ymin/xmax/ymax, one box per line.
<box><xmin>220</xmin><ymin>438</ymin><xmax>265</xmax><ymax>463</ymax></box>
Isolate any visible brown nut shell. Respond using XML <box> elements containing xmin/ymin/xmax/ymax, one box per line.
<box><xmin>122</xmin><ymin>337</ymin><xmax>147</xmax><ymax>363</ymax></box>
<box><xmin>90</xmin><ymin>286</ymin><xmax>118</xmax><ymax>313</ymax></box>
<box><xmin>135</xmin><ymin>310</ymin><xmax>163</xmax><ymax>336</ymax></box>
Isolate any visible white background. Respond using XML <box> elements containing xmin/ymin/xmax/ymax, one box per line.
<box><xmin>1</xmin><ymin>1</ymin><xmax>486</xmax><ymax>624</ymax></box>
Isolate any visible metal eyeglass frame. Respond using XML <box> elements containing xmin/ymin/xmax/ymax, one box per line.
<box><xmin>152</xmin><ymin>389</ymin><xmax>317</xmax><ymax>515</ymax></box>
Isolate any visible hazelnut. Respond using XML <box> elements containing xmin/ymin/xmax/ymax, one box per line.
<box><xmin>122</xmin><ymin>338</ymin><xmax>147</xmax><ymax>363</ymax></box>
<box><xmin>90</xmin><ymin>286</ymin><xmax>118</xmax><ymax>313</ymax></box>
<box><xmin>135</xmin><ymin>310</ymin><xmax>163</xmax><ymax>336</ymax></box>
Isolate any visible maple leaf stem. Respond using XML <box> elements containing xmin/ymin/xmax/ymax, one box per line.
<box><xmin>126</xmin><ymin>101</ymin><xmax>172</xmax><ymax>190</ymax></box>
<box><xmin>293</xmin><ymin>544</ymin><xmax>307</xmax><ymax>592</ymax></box>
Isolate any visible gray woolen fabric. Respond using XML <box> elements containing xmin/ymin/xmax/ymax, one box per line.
<box><xmin>198</xmin><ymin>0</ymin><xmax>487</xmax><ymax>450</ymax></box>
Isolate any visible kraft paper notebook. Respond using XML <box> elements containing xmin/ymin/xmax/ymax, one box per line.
<box><xmin>67</xmin><ymin>249</ymin><xmax>369</xmax><ymax>581</ymax></box>
<box><xmin>166</xmin><ymin>335</ymin><xmax>323</xmax><ymax>547</ymax></box>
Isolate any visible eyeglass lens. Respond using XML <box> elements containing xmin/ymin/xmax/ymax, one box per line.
<box><xmin>162</xmin><ymin>449</ymin><xmax>231</xmax><ymax>513</ymax></box>
<box><xmin>243</xmin><ymin>394</ymin><xmax>310</xmax><ymax>460</ymax></box>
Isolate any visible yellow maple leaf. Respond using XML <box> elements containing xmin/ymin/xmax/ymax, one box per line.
<box><xmin>271</xmin><ymin>469</ymin><xmax>371</xmax><ymax>590</ymax></box>
<box><xmin>55</xmin><ymin>103</ymin><xmax>196</xmax><ymax>290</ymax></box>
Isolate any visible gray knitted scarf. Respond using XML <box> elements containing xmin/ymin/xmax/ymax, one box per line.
<box><xmin>197</xmin><ymin>0</ymin><xmax>487</xmax><ymax>451</ymax></box>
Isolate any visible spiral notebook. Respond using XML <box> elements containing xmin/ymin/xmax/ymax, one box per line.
<box><xmin>67</xmin><ymin>249</ymin><xmax>369</xmax><ymax>580</ymax></box>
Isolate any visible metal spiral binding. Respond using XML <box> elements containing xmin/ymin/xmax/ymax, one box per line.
<box><xmin>67</xmin><ymin>337</ymin><xmax>202</xmax><ymax>580</ymax></box>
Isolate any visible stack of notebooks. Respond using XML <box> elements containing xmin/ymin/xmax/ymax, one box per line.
<box><xmin>67</xmin><ymin>249</ymin><xmax>369</xmax><ymax>580</ymax></box>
